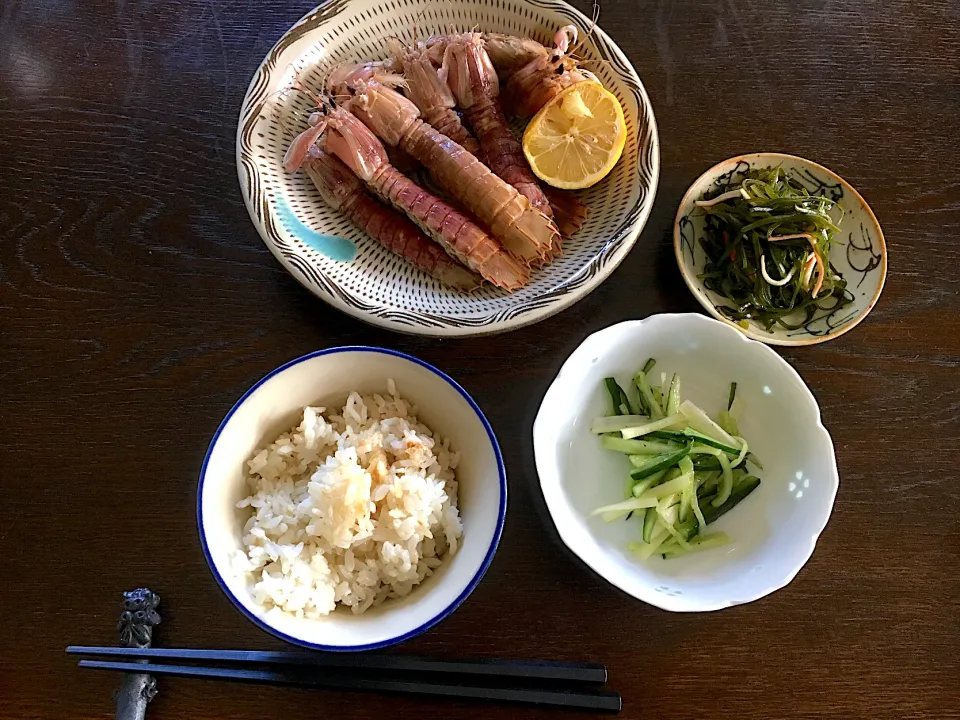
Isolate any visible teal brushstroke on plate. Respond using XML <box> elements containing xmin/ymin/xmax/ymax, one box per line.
<box><xmin>276</xmin><ymin>198</ymin><xmax>357</xmax><ymax>262</ymax></box>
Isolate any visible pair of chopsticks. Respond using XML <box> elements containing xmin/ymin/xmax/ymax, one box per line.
<box><xmin>67</xmin><ymin>646</ymin><xmax>621</xmax><ymax>713</ymax></box>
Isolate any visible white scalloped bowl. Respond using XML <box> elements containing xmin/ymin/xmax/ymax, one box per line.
<box><xmin>533</xmin><ymin>314</ymin><xmax>839</xmax><ymax>611</ymax></box>
<box><xmin>237</xmin><ymin>0</ymin><xmax>658</xmax><ymax>336</ymax></box>
<box><xmin>198</xmin><ymin>347</ymin><xmax>506</xmax><ymax>650</ymax></box>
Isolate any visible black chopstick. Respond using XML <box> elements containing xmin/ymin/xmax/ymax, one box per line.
<box><xmin>77</xmin><ymin>659</ymin><xmax>622</xmax><ymax>713</ymax></box>
<box><xmin>66</xmin><ymin>646</ymin><xmax>607</xmax><ymax>685</ymax></box>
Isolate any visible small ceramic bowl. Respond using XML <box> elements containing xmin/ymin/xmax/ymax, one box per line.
<box><xmin>674</xmin><ymin>153</ymin><xmax>887</xmax><ymax>346</ymax></box>
<box><xmin>533</xmin><ymin>314</ymin><xmax>839</xmax><ymax>612</ymax></box>
<box><xmin>198</xmin><ymin>347</ymin><xmax>506</xmax><ymax>651</ymax></box>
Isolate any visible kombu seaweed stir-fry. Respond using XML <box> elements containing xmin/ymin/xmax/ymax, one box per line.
<box><xmin>695</xmin><ymin>167</ymin><xmax>853</xmax><ymax>332</ymax></box>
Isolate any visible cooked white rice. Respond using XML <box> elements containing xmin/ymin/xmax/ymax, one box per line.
<box><xmin>233</xmin><ymin>381</ymin><xmax>462</xmax><ymax>617</ymax></box>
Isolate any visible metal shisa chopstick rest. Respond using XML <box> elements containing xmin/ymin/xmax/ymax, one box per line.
<box><xmin>114</xmin><ymin>589</ymin><xmax>161</xmax><ymax>720</ymax></box>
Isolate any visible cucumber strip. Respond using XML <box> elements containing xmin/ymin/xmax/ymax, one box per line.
<box><xmin>663</xmin><ymin>532</ymin><xmax>731</xmax><ymax>559</ymax></box>
<box><xmin>692</xmin><ymin>455</ymin><xmax>722</xmax><ymax>471</ymax></box>
<box><xmin>679</xmin><ymin>483</ymin><xmax>692</xmax><ymax>523</ymax></box>
<box><xmin>717</xmin><ymin>410</ymin><xmax>740</xmax><ymax>437</ymax></box>
<box><xmin>702</xmin><ymin>476</ymin><xmax>761</xmax><ymax>525</ymax></box>
<box><xmin>733</xmin><ymin>473</ymin><xmax>759</xmax><ymax>490</ymax></box>
<box><xmin>642</xmin><ymin>358</ymin><xmax>657</xmax><ymax>374</ymax></box>
<box><xmin>711</xmin><ymin>451</ymin><xmax>734</xmax><ymax>507</ymax></box>
<box><xmin>696</xmin><ymin>471</ymin><xmax>721</xmax><ymax>494</ymax></box>
<box><xmin>666</xmin><ymin>373</ymin><xmax>681</xmax><ymax>416</ymax></box>
<box><xmin>603</xmin><ymin>378</ymin><xmax>636</xmax><ymax>415</ymax></box>
<box><xmin>602</xmin><ymin>435</ymin><xmax>678</xmax><ymax>454</ymax></box>
<box><xmin>658</xmin><ymin>537</ymin><xmax>679</xmax><ymax>555</ymax></box>
<box><xmin>631</xmin><ymin>526</ymin><xmax>671</xmax><ymax>560</ymax></box>
<box><xmin>655</xmin><ymin>468</ymin><xmax>682</xmax><ymax>490</ymax></box>
<box><xmin>628</xmin><ymin>444</ymin><xmax>692</xmax><ymax>480</ymax></box>
<box><xmin>624</xmin><ymin>473</ymin><xmax>636</xmax><ymax>499</ymax></box>
<box><xmin>689</xmin><ymin>444</ymin><xmax>723</xmax><ymax>457</ymax></box>
<box><xmin>731</xmin><ymin>436</ymin><xmax>749</xmax><ymax>467</ymax></box>
<box><xmin>632</xmin><ymin>469</ymin><xmax>667</xmax><ymax>497</ymax></box>
<box><xmin>621</xmin><ymin>413</ymin><xmax>686</xmax><ymax>439</ymax></box>
<box><xmin>591</xmin><ymin>414</ymin><xmax>651</xmax><ymax>434</ymax></box>
<box><xmin>697</xmin><ymin>492</ymin><xmax>717</xmax><ymax>508</ymax></box>
<box><xmin>633</xmin><ymin>368</ymin><xmax>651</xmax><ymax>416</ymax></box>
<box><xmin>604</xmin><ymin>377</ymin><xmax>627</xmax><ymax>415</ymax></box>
<box><xmin>679</xmin><ymin>400</ymin><xmax>742</xmax><ymax>449</ymax></box>
<box><xmin>642</xmin><ymin>507</ymin><xmax>657</xmax><ymax>542</ymax></box>
<box><xmin>592</xmin><ymin>495</ymin><xmax>660</xmax><ymax>520</ymax></box>
<box><xmin>673</xmin><ymin>517</ymin><xmax>699</xmax><ymax>542</ymax></box>
<box><xmin>635</xmin><ymin>391</ymin><xmax>649</xmax><ymax>416</ymax></box>
<box><xmin>689</xmin><ymin>488</ymin><xmax>707</xmax><ymax>530</ymax></box>
<box><xmin>727</xmin><ymin>382</ymin><xmax>737</xmax><ymax>411</ymax></box>
<box><xmin>629</xmin><ymin>452</ymin><xmax>666</xmax><ymax>467</ymax></box>
<box><xmin>657</xmin><ymin>496</ymin><xmax>692</xmax><ymax>549</ymax></box>
<box><xmin>658</xmin><ymin>494</ymin><xmax>681</xmax><ymax>513</ymax></box>
<box><xmin>624</xmin><ymin>440</ymin><xmax>684</xmax><ymax>458</ymax></box>
<box><xmin>682</xmin><ymin>427</ymin><xmax>740</xmax><ymax>455</ymax></box>
<box><xmin>634</xmin><ymin>372</ymin><xmax>664</xmax><ymax>419</ymax></box>
<box><xmin>648</xmin><ymin>430</ymin><xmax>687</xmax><ymax>442</ymax></box>
<box><xmin>678</xmin><ymin>457</ymin><xmax>696</xmax><ymax>524</ymax></box>
<box><xmin>637</xmin><ymin>472</ymin><xmax>694</xmax><ymax>500</ymax></box>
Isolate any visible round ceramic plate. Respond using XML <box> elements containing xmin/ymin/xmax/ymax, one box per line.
<box><xmin>237</xmin><ymin>0</ymin><xmax>659</xmax><ymax>337</ymax></box>
<box><xmin>674</xmin><ymin>153</ymin><xmax>887</xmax><ymax>346</ymax></box>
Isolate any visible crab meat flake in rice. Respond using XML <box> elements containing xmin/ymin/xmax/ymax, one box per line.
<box><xmin>234</xmin><ymin>382</ymin><xmax>461</xmax><ymax>617</ymax></box>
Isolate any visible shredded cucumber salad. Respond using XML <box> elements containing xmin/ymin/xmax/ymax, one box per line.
<box><xmin>591</xmin><ymin>359</ymin><xmax>763</xmax><ymax>560</ymax></box>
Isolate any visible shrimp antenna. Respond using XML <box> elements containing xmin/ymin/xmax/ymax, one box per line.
<box><xmin>270</xmin><ymin>65</ymin><xmax>314</xmax><ymax>105</ymax></box>
<box><xmin>589</xmin><ymin>0</ymin><xmax>600</xmax><ymax>35</ymax></box>
<box><xmin>281</xmin><ymin>82</ymin><xmax>327</xmax><ymax>111</ymax></box>
<box><xmin>272</xmin><ymin>66</ymin><xmax>327</xmax><ymax>138</ymax></box>
<box><xmin>326</xmin><ymin>59</ymin><xmax>353</xmax><ymax>92</ymax></box>
<box><xmin>279</xmin><ymin>64</ymin><xmax>326</xmax><ymax>107</ymax></box>
<box><xmin>568</xmin><ymin>1</ymin><xmax>600</xmax><ymax>57</ymax></box>
<box><xmin>574</xmin><ymin>55</ymin><xmax>613</xmax><ymax>71</ymax></box>
<box><xmin>411</xmin><ymin>6</ymin><xmax>429</xmax><ymax>44</ymax></box>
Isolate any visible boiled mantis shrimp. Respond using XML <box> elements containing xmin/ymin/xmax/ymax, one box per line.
<box><xmin>443</xmin><ymin>30</ymin><xmax>557</xmax><ymax>254</ymax></box>
<box><xmin>341</xmin><ymin>76</ymin><xmax>559</xmax><ymax>264</ymax></box>
<box><xmin>285</xmin><ymin>103</ymin><xmax>530</xmax><ymax>291</ymax></box>
<box><xmin>385</xmin><ymin>37</ymin><xmax>481</xmax><ymax>155</ymax></box>
<box><xmin>483</xmin><ymin>25</ymin><xmax>591</xmax><ymax>118</ymax></box>
<box><xmin>409</xmin><ymin>30</ymin><xmax>588</xmax><ymax>238</ymax></box>
<box><xmin>302</xmin><ymin>146</ymin><xmax>482</xmax><ymax>291</ymax></box>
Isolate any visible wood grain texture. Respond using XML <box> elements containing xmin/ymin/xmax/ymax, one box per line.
<box><xmin>1</xmin><ymin>0</ymin><xmax>958</xmax><ymax>718</ymax></box>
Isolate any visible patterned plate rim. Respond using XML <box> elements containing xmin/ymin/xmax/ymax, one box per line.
<box><xmin>236</xmin><ymin>0</ymin><xmax>660</xmax><ymax>337</ymax></box>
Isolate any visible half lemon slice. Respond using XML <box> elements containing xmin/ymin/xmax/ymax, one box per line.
<box><xmin>522</xmin><ymin>81</ymin><xmax>627</xmax><ymax>190</ymax></box>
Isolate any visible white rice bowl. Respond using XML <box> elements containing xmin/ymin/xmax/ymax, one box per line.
<box><xmin>234</xmin><ymin>383</ymin><xmax>463</xmax><ymax>618</ymax></box>
<box><xmin>198</xmin><ymin>347</ymin><xmax>505</xmax><ymax>651</ymax></box>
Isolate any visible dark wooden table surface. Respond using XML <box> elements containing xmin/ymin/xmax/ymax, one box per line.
<box><xmin>2</xmin><ymin>0</ymin><xmax>958</xmax><ymax>718</ymax></box>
